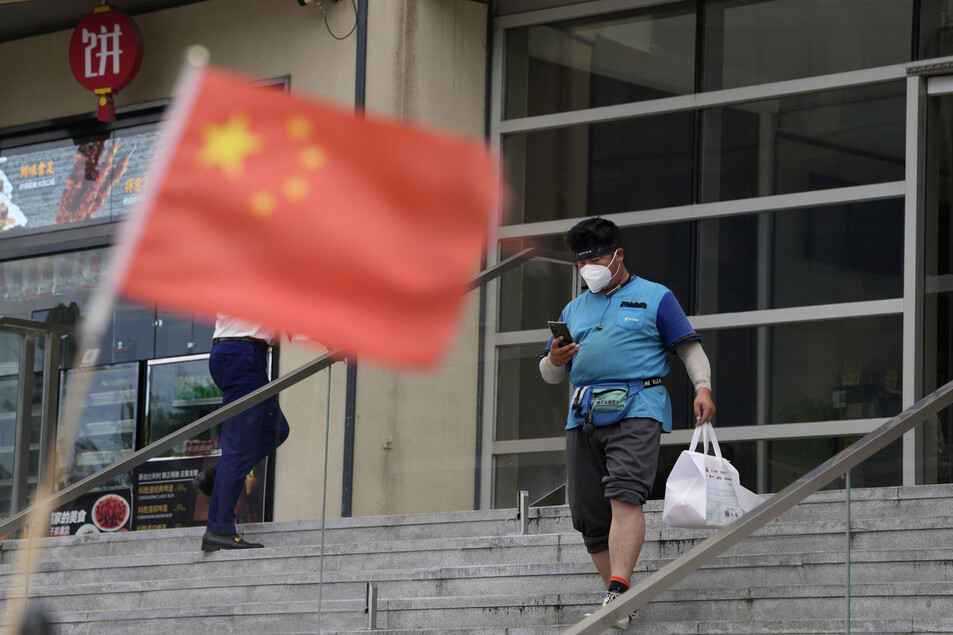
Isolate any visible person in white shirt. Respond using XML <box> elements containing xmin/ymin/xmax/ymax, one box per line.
<box><xmin>194</xmin><ymin>315</ymin><xmax>289</xmax><ymax>551</ymax></box>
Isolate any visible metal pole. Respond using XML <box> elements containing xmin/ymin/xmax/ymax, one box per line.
<box><xmin>518</xmin><ymin>490</ymin><xmax>529</xmax><ymax>535</ymax></box>
<box><xmin>36</xmin><ymin>332</ymin><xmax>62</xmax><ymax>489</ymax></box>
<box><xmin>317</xmin><ymin>367</ymin><xmax>334</xmax><ymax>635</ymax></box>
<box><xmin>845</xmin><ymin>469</ymin><xmax>851</xmax><ymax>635</ymax></box>
<box><xmin>364</xmin><ymin>582</ymin><xmax>378</xmax><ymax>629</ymax></box>
<box><xmin>12</xmin><ymin>334</ymin><xmax>36</xmax><ymax>515</ymax></box>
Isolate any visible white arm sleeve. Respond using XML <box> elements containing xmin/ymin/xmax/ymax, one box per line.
<box><xmin>676</xmin><ymin>340</ymin><xmax>712</xmax><ymax>393</ymax></box>
<box><xmin>539</xmin><ymin>355</ymin><xmax>567</xmax><ymax>384</ymax></box>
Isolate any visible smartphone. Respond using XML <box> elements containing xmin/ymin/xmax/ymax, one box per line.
<box><xmin>547</xmin><ymin>321</ymin><xmax>574</xmax><ymax>345</ymax></box>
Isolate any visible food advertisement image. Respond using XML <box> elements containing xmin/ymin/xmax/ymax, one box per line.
<box><xmin>0</xmin><ymin>127</ymin><xmax>159</xmax><ymax>233</ymax></box>
<box><xmin>50</xmin><ymin>488</ymin><xmax>133</xmax><ymax>536</ymax></box>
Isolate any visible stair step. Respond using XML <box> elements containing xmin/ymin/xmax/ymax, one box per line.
<box><xmin>0</xmin><ymin>483</ymin><xmax>950</xmax><ymax>633</ymax></box>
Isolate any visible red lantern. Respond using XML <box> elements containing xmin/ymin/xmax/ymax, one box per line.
<box><xmin>68</xmin><ymin>5</ymin><xmax>144</xmax><ymax>122</ymax></box>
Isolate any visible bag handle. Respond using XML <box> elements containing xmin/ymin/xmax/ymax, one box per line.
<box><xmin>688</xmin><ymin>422</ymin><xmax>723</xmax><ymax>459</ymax></box>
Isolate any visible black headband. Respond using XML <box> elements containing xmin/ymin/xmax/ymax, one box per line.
<box><xmin>574</xmin><ymin>243</ymin><xmax>622</xmax><ymax>261</ymax></box>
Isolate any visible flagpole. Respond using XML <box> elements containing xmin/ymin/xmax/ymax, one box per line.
<box><xmin>2</xmin><ymin>45</ymin><xmax>212</xmax><ymax>633</ymax></box>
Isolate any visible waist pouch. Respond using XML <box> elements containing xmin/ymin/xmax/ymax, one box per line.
<box><xmin>571</xmin><ymin>377</ymin><xmax>663</xmax><ymax>435</ymax></box>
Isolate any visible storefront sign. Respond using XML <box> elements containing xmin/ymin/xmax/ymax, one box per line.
<box><xmin>68</xmin><ymin>5</ymin><xmax>143</xmax><ymax>122</ymax></box>
<box><xmin>130</xmin><ymin>457</ymin><xmax>267</xmax><ymax>531</ymax></box>
<box><xmin>49</xmin><ymin>488</ymin><xmax>133</xmax><ymax>536</ymax></box>
<box><xmin>132</xmin><ymin>457</ymin><xmax>204</xmax><ymax>530</ymax></box>
<box><xmin>0</xmin><ymin>127</ymin><xmax>161</xmax><ymax>235</ymax></box>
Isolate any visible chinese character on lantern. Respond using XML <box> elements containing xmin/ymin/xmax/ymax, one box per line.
<box><xmin>68</xmin><ymin>5</ymin><xmax>143</xmax><ymax>122</ymax></box>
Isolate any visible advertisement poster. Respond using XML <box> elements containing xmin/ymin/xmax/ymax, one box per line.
<box><xmin>0</xmin><ymin>126</ymin><xmax>161</xmax><ymax>234</ymax></box>
<box><xmin>131</xmin><ymin>456</ymin><xmax>267</xmax><ymax>531</ymax></box>
<box><xmin>50</xmin><ymin>487</ymin><xmax>133</xmax><ymax>536</ymax></box>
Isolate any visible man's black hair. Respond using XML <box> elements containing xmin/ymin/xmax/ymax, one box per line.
<box><xmin>565</xmin><ymin>217</ymin><xmax>623</xmax><ymax>260</ymax></box>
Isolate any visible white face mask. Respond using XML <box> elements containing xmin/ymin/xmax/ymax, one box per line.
<box><xmin>579</xmin><ymin>250</ymin><xmax>620</xmax><ymax>293</ymax></box>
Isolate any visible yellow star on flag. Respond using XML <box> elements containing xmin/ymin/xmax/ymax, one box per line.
<box><xmin>197</xmin><ymin>112</ymin><xmax>263</xmax><ymax>179</ymax></box>
<box><xmin>287</xmin><ymin>115</ymin><xmax>312</xmax><ymax>141</ymax></box>
<box><xmin>250</xmin><ymin>190</ymin><xmax>276</xmax><ymax>217</ymax></box>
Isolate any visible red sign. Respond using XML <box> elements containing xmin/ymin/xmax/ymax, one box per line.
<box><xmin>68</xmin><ymin>5</ymin><xmax>143</xmax><ymax>122</ymax></box>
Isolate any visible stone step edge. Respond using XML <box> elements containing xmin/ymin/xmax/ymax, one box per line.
<box><xmin>321</xmin><ymin>618</ymin><xmax>953</xmax><ymax>635</ymax></box>
<box><xmin>21</xmin><ymin>562</ymin><xmax>953</xmax><ymax>605</ymax></box>
<box><xmin>14</xmin><ymin>513</ymin><xmax>953</xmax><ymax>579</ymax></box>
<box><xmin>14</xmin><ymin>510</ymin><xmax>953</xmax><ymax>570</ymax></box>
<box><xmin>24</xmin><ymin>582</ymin><xmax>953</xmax><ymax>625</ymax></box>
<box><xmin>5</xmin><ymin>481</ymin><xmax>953</xmax><ymax>553</ymax></box>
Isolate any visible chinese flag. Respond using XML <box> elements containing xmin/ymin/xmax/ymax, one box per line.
<box><xmin>115</xmin><ymin>65</ymin><xmax>501</xmax><ymax>367</ymax></box>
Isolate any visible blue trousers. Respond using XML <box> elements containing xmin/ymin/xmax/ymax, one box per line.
<box><xmin>207</xmin><ymin>340</ymin><xmax>289</xmax><ymax>535</ymax></box>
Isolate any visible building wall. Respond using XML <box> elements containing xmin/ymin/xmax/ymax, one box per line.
<box><xmin>351</xmin><ymin>0</ymin><xmax>489</xmax><ymax>517</ymax></box>
<box><xmin>0</xmin><ymin>0</ymin><xmax>491</xmax><ymax>522</ymax></box>
<box><xmin>0</xmin><ymin>0</ymin><xmax>358</xmax><ymax>127</ymax></box>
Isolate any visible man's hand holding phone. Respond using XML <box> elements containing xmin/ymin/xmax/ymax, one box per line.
<box><xmin>547</xmin><ymin>321</ymin><xmax>579</xmax><ymax>367</ymax></box>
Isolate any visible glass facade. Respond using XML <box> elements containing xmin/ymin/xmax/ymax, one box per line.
<box><xmin>701</xmin><ymin>0</ymin><xmax>912</xmax><ymax>91</ymax></box>
<box><xmin>504</xmin><ymin>2</ymin><xmax>696</xmax><ymax>119</ymax></box>
<box><xmin>0</xmin><ymin>120</ymin><xmax>226</xmax><ymax>532</ymax></box>
<box><xmin>488</xmin><ymin>0</ymin><xmax>946</xmax><ymax>508</ymax></box>
<box><xmin>922</xmin><ymin>92</ymin><xmax>953</xmax><ymax>484</ymax></box>
<box><xmin>699</xmin><ymin>83</ymin><xmax>906</xmax><ymax>202</ymax></box>
<box><xmin>697</xmin><ymin>201</ymin><xmax>903</xmax><ymax>314</ymax></box>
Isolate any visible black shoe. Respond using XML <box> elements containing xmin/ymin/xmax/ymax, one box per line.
<box><xmin>201</xmin><ymin>532</ymin><xmax>264</xmax><ymax>552</ymax></box>
<box><xmin>191</xmin><ymin>469</ymin><xmax>215</xmax><ymax>498</ymax></box>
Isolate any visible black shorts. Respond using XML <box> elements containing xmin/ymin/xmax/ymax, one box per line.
<box><xmin>566</xmin><ymin>417</ymin><xmax>662</xmax><ymax>554</ymax></box>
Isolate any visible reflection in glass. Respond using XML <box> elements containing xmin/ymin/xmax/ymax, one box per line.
<box><xmin>498</xmin><ymin>236</ymin><xmax>576</xmax><ymax>333</ymax></box>
<box><xmin>496</xmin><ymin>344</ymin><xmax>569</xmax><ymax>442</ymax></box>
<box><xmin>155</xmin><ymin>308</ymin><xmax>214</xmax><ymax>359</ymax></box>
<box><xmin>504</xmin><ymin>111</ymin><xmax>693</xmax><ymax>224</ymax></box>
<box><xmin>504</xmin><ymin>3</ymin><xmax>695</xmax><ymax>119</ymax></box>
<box><xmin>0</xmin><ymin>335</ymin><xmax>21</xmax><ymax>517</ymax></box>
<box><xmin>57</xmin><ymin>363</ymin><xmax>138</xmax><ymax>490</ymax></box>
<box><xmin>620</xmin><ymin>224</ymin><xmax>692</xmax><ymax>309</ymax></box>
<box><xmin>700</xmin><ymin>82</ymin><xmax>906</xmax><ymax>203</ymax></box>
<box><xmin>0</xmin><ymin>249</ymin><xmax>206</xmax><ymax>365</ymax></box>
<box><xmin>146</xmin><ymin>357</ymin><xmax>223</xmax><ymax>458</ymax></box>
<box><xmin>493</xmin><ymin>450</ymin><xmax>565</xmax><ymax>508</ymax></box>
<box><xmin>922</xmin><ymin>94</ymin><xmax>953</xmax><ymax>484</ymax></box>
<box><xmin>697</xmin><ymin>200</ymin><xmax>903</xmax><ymax>314</ymax></box>
<box><xmin>703</xmin><ymin>0</ymin><xmax>912</xmax><ymax>91</ymax></box>
<box><xmin>703</xmin><ymin>316</ymin><xmax>902</xmax><ymax>430</ymax></box>
<box><xmin>919</xmin><ymin>0</ymin><xmax>953</xmax><ymax>59</ymax></box>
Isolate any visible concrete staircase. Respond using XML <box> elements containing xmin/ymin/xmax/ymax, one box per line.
<box><xmin>2</xmin><ymin>484</ymin><xmax>953</xmax><ymax>634</ymax></box>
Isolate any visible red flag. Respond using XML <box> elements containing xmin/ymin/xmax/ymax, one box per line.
<box><xmin>115</xmin><ymin>64</ymin><xmax>501</xmax><ymax>367</ymax></box>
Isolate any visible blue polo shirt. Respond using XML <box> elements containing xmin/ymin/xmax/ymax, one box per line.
<box><xmin>543</xmin><ymin>276</ymin><xmax>699</xmax><ymax>433</ymax></box>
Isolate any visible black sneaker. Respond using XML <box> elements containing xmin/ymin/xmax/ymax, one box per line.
<box><xmin>191</xmin><ymin>468</ymin><xmax>215</xmax><ymax>498</ymax></box>
<box><xmin>201</xmin><ymin>532</ymin><xmax>264</xmax><ymax>552</ymax></box>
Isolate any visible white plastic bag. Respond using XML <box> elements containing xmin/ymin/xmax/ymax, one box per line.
<box><xmin>662</xmin><ymin>423</ymin><xmax>764</xmax><ymax>528</ymax></box>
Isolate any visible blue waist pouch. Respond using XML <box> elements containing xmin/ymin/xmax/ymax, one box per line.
<box><xmin>570</xmin><ymin>377</ymin><xmax>663</xmax><ymax>436</ymax></box>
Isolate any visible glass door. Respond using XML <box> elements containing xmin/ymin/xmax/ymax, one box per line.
<box><xmin>144</xmin><ymin>355</ymin><xmax>222</xmax><ymax>457</ymax></box>
<box><xmin>57</xmin><ymin>362</ymin><xmax>138</xmax><ymax>490</ymax></box>
<box><xmin>921</xmin><ymin>76</ymin><xmax>953</xmax><ymax>484</ymax></box>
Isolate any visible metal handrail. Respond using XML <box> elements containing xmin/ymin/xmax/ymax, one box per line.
<box><xmin>0</xmin><ymin>246</ymin><xmax>570</xmax><ymax>538</ymax></box>
<box><xmin>566</xmin><ymin>378</ymin><xmax>953</xmax><ymax>634</ymax></box>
